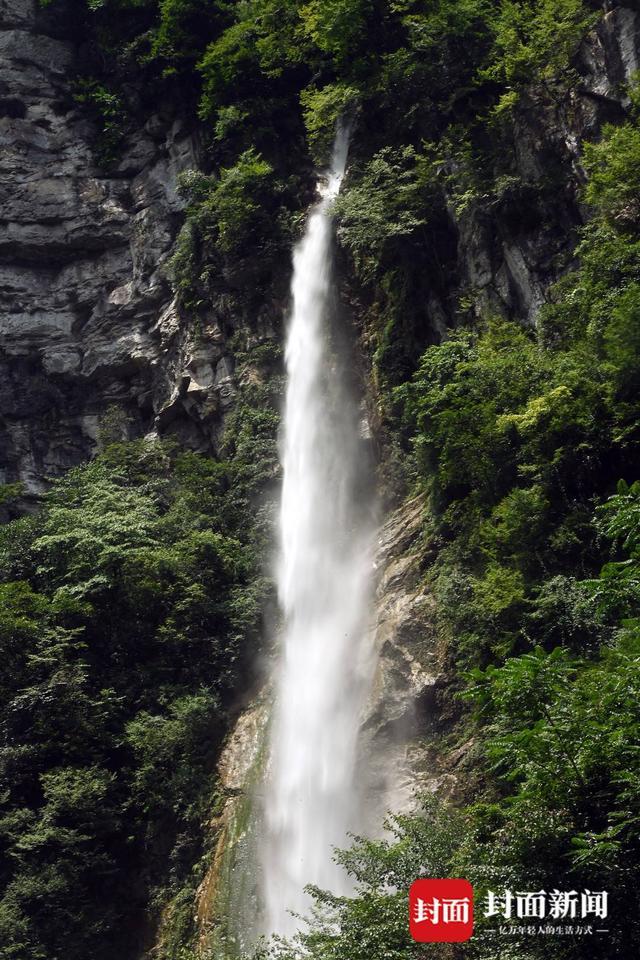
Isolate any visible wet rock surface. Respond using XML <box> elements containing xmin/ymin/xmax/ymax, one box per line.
<box><xmin>360</xmin><ymin>497</ymin><xmax>456</xmax><ymax>825</ymax></box>
<box><xmin>194</xmin><ymin>700</ymin><xmax>268</xmax><ymax>957</ymax></box>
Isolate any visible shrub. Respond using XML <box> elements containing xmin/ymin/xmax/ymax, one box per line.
<box><xmin>584</xmin><ymin>123</ymin><xmax>640</xmax><ymax>230</ymax></box>
<box><xmin>72</xmin><ymin>79</ymin><xmax>127</xmax><ymax>167</ymax></box>
<box><xmin>334</xmin><ymin>146</ymin><xmax>436</xmax><ymax>281</ymax></box>
<box><xmin>170</xmin><ymin>150</ymin><xmax>283</xmax><ymax>307</ymax></box>
<box><xmin>485</xmin><ymin>0</ymin><xmax>599</xmax><ymax>86</ymax></box>
<box><xmin>300</xmin><ymin>82</ymin><xmax>358</xmax><ymax>164</ymax></box>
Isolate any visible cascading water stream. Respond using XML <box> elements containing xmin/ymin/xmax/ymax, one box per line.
<box><xmin>261</xmin><ymin>124</ymin><xmax>375</xmax><ymax>937</ymax></box>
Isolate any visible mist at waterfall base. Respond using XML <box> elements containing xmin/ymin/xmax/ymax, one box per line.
<box><xmin>260</xmin><ymin>125</ymin><xmax>376</xmax><ymax>939</ymax></box>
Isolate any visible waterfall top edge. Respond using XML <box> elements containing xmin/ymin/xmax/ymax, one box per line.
<box><xmin>318</xmin><ymin>121</ymin><xmax>352</xmax><ymax>200</ymax></box>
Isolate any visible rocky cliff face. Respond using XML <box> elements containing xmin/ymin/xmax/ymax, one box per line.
<box><xmin>0</xmin><ymin>0</ymin><xmax>243</xmax><ymax>498</ymax></box>
<box><xmin>2</xmin><ymin>5</ymin><xmax>640</xmax><ymax>955</ymax></box>
<box><xmin>399</xmin><ymin>3</ymin><xmax>640</xmax><ymax>337</ymax></box>
<box><xmin>360</xmin><ymin>497</ymin><xmax>452</xmax><ymax>820</ymax></box>
<box><xmin>3</xmin><ymin>2</ymin><xmax>639</xmax><ymax>501</ymax></box>
<box><xmin>187</xmin><ymin>497</ymin><xmax>454</xmax><ymax>957</ymax></box>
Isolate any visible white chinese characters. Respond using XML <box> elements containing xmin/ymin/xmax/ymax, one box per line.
<box><xmin>414</xmin><ymin>897</ymin><xmax>471</xmax><ymax>925</ymax></box>
<box><xmin>484</xmin><ymin>889</ymin><xmax>608</xmax><ymax>921</ymax></box>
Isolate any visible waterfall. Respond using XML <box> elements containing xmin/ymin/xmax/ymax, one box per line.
<box><xmin>261</xmin><ymin>124</ymin><xmax>375</xmax><ymax>937</ymax></box>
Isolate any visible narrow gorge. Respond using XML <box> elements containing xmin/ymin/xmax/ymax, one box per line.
<box><xmin>1</xmin><ymin>3</ymin><xmax>640</xmax><ymax>960</ymax></box>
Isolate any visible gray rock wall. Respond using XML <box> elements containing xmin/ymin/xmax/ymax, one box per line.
<box><xmin>439</xmin><ymin>3</ymin><xmax>640</xmax><ymax>329</ymax></box>
<box><xmin>4</xmin><ymin>3</ymin><xmax>639</xmax><ymax>497</ymax></box>
<box><xmin>0</xmin><ymin>0</ymin><xmax>241</xmax><ymax>496</ymax></box>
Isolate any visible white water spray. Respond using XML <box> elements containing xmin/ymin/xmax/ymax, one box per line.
<box><xmin>262</xmin><ymin>125</ymin><xmax>375</xmax><ymax>937</ymax></box>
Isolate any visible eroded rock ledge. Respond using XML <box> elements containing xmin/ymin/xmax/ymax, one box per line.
<box><xmin>0</xmin><ymin>0</ymin><xmax>245</xmax><ymax>495</ymax></box>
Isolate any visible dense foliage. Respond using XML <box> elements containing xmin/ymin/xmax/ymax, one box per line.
<box><xmin>259</xmin><ymin>488</ymin><xmax>640</xmax><ymax>960</ymax></box>
<box><xmin>272</xmin><ymin>57</ymin><xmax>640</xmax><ymax>960</ymax></box>
<box><xmin>0</xmin><ymin>440</ymin><xmax>270</xmax><ymax>960</ymax></box>
<box><xmin>38</xmin><ymin>0</ymin><xmax>610</xmax><ymax>378</ymax></box>
<box><xmin>14</xmin><ymin>0</ymin><xmax>640</xmax><ymax>958</ymax></box>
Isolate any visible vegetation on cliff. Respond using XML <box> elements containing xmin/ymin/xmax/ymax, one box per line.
<box><xmin>6</xmin><ymin>1</ymin><xmax>640</xmax><ymax>958</ymax></box>
<box><xmin>268</xmin><ymin>26</ymin><xmax>640</xmax><ymax>960</ymax></box>
<box><xmin>0</xmin><ymin>436</ymin><xmax>272</xmax><ymax>959</ymax></box>
<box><xmin>272</xmin><ymin>64</ymin><xmax>640</xmax><ymax>960</ymax></box>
